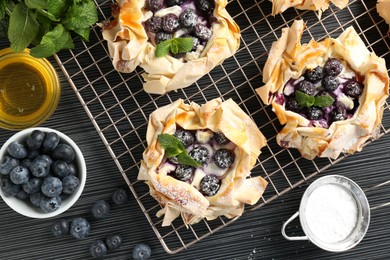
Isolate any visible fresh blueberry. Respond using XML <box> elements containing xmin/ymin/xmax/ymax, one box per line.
<box><xmin>26</xmin><ymin>130</ymin><xmax>45</xmax><ymax>150</ymax></box>
<box><xmin>30</xmin><ymin>191</ymin><xmax>44</xmax><ymax>207</ymax></box>
<box><xmin>52</xmin><ymin>219</ymin><xmax>70</xmax><ymax>237</ymax></box>
<box><xmin>165</xmin><ymin>0</ymin><xmax>184</xmax><ymax>6</ymax></box>
<box><xmin>67</xmin><ymin>163</ymin><xmax>77</xmax><ymax>176</ymax></box>
<box><xmin>200</xmin><ymin>175</ymin><xmax>220</xmax><ymax>196</ymax></box>
<box><xmin>194</xmin><ymin>24</ymin><xmax>212</xmax><ymax>40</ymax></box>
<box><xmin>91</xmin><ymin>200</ymin><xmax>110</xmax><ymax>219</ymax></box>
<box><xmin>62</xmin><ymin>175</ymin><xmax>80</xmax><ymax>195</ymax></box>
<box><xmin>297</xmin><ymin>80</ymin><xmax>315</xmax><ymax>96</ymax></box>
<box><xmin>27</xmin><ymin>149</ymin><xmax>41</xmax><ymax>160</ymax></box>
<box><xmin>174</xmin><ymin>164</ymin><xmax>194</xmax><ymax>181</ymax></box>
<box><xmin>90</xmin><ymin>240</ymin><xmax>107</xmax><ymax>259</ymax></box>
<box><xmin>10</xmin><ymin>166</ymin><xmax>30</xmax><ymax>184</ymax></box>
<box><xmin>16</xmin><ymin>190</ymin><xmax>29</xmax><ymax>200</ymax></box>
<box><xmin>146</xmin><ymin>0</ymin><xmax>164</xmax><ymax>12</ymax></box>
<box><xmin>323</xmin><ymin>58</ymin><xmax>343</xmax><ymax>76</ymax></box>
<box><xmin>132</xmin><ymin>243</ymin><xmax>152</xmax><ymax>260</ymax></box>
<box><xmin>29</xmin><ymin>157</ymin><xmax>50</xmax><ymax>177</ymax></box>
<box><xmin>304</xmin><ymin>66</ymin><xmax>324</xmax><ymax>82</ymax></box>
<box><xmin>214</xmin><ymin>149</ymin><xmax>234</xmax><ymax>169</ymax></box>
<box><xmin>52</xmin><ymin>160</ymin><xmax>70</xmax><ymax>179</ymax></box>
<box><xmin>42</xmin><ymin>132</ymin><xmax>60</xmax><ymax>153</ymax></box>
<box><xmin>1</xmin><ymin>178</ymin><xmax>21</xmax><ymax>196</ymax></box>
<box><xmin>40</xmin><ymin>195</ymin><xmax>62</xmax><ymax>212</ymax></box>
<box><xmin>214</xmin><ymin>132</ymin><xmax>229</xmax><ymax>145</ymax></box>
<box><xmin>22</xmin><ymin>177</ymin><xmax>42</xmax><ymax>194</ymax></box>
<box><xmin>307</xmin><ymin>107</ymin><xmax>324</xmax><ymax>120</ymax></box>
<box><xmin>179</xmin><ymin>8</ymin><xmax>198</xmax><ymax>28</ymax></box>
<box><xmin>162</xmin><ymin>14</ymin><xmax>180</xmax><ymax>33</ymax></box>
<box><xmin>344</xmin><ymin>81</ymin><xmax>363</xmax><ymax>98</ymax></box>
<box><xmin>37</xmin><ymin>154</ymin><xmax>53</xmax><ymax>167</ymax></box>
<box><xmin>285</xmin><ymin>98</ymin><xmax>302</xmax><ymax>113</ymax></box>
<box><xmin>322</xmin><ymin>75</ymin><xmax>339</xmax><ymax>91</ymax></box>
<box><xmin>52</xmin><ymin>144</ymin><xmax>75</xmax><ymax>163</ymax></box>
<box><xmin>41</xmin><ymin>176</ymin><xmax>63</xmax><ymax>197</ymax></box>
<box><xmin>105</xmin><ymin>234</ymin><xmax>123</xmax><ymax>250</ymax></box>
<box><xmin>189</xmin><ymin>146</ymin><xmax>210</xmax><ymax>164</ymax></box>
<box><xmin>145</xmin><ymin>17</ymin><xmax>162</xmax><ymax>33</ymax></box>
<box><xmin>112</xmin><ymin>187</ymin><xmax>129</xmax><ymax>205</ymax></box>
<box><xmin>21</xmin><ymin>158</ymin><xmax>31</xmax><ymax>169</ymax></box>
<box><xmin>155</xmin><ymin>31</ymin><xmax>172</xmax><ymax>44</ymax></box>
<box><xmin>70</xmin><ymin>217</ymin><xmax>90</xmax><ymax>239</ymax></box>
<box><xmin>332</xmin><ymin>106</ymin><xmax>347</xmax><ymax>121</ymax></box>
<box><xmin>195</xmin><ymin>0</ymin><xmax>214</xmax><ymax>13</ymax></box>
<box><xmin>7</xmin><ymin>141</ymin><xmax>27</xmax><ymax>159</ymax></box>
<box><xmin>0</xmin><ymin>156</ymin><xmax>19</xmax><ymax>175</ymax></box>
<box><xmin>174</xmin><ymin>129</ymin><xmax>194</xmax><ymax>147</ymax></box>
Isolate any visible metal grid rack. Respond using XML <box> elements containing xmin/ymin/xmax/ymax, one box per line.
<box><xmin>54</xmin><ymin>0</ymin><xmax>390</xmax><ymax>254</ymax></box>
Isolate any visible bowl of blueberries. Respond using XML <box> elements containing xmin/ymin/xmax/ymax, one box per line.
<box><xmin>0</xmin><ymin>127</ymin><xmax>86</xmax><ymax>218</ymax></box>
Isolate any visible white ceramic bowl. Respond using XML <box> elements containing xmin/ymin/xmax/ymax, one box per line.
<box><xmin>0</xmin><ymin>127</ymin><xmax>86</xmax><ymax>218</ymax></box>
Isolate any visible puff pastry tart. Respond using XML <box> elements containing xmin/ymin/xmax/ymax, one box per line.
<box><xmin>271</xmin><ymin>0</ymin><xmax>348</xmax><ymax>16</ymax></box>
<box><xmin>101</xmin><ymin>0</ymin><xmax>240</xmax><ymax>94</ymax></box>
<box><xmin>138</xmin><ymin>98</ymin><xmax>268</xmax><ymax>226</ymax></box>
<box><xmin>256</xmin><ymin>20</ymin><xmax>389</xmax><ymax>160</ymax></box>
<box><xmin>377</xmin><ymin>0</ymin><xmax>390</xmax><ymax>33</ymax></box>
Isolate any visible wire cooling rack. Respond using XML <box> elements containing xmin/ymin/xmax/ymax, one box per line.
<box><xmin>54</xmin><ymin>0</ymin><xmax>390</xmax><ymax>254</ymax></box>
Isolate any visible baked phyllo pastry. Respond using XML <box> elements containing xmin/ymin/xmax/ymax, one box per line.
<box><xmin>138</xmin><ymin>98</ymin><xmax>268</xmax><ymax>226</ymax></box>
<box><xmin>377</xmin><ymin>0</ymin><xmax>390</xmax><ymax>33</ymax></box>
<box><xmin>256</xmin><ymin>20</ymin><xmax>389</xmax><ymax>160</ymax></box>
<box><xmin>271</xmin><ymin>0</ymin><xmax>348</xmax><ymax>16</ymax></box>
<box><xmin>101</xmin><ymin>0</ymin><xmax>240</xmax><ymax>94</ymax></box>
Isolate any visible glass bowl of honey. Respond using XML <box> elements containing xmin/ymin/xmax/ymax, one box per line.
<box><xmin>0</xmin><ymin>48</ymin><xmax>60</xmax><ymax>130</ymax></box>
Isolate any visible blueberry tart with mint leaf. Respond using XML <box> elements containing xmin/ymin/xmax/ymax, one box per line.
<box><xmin>271</xmin><ymin>0</ymin><xmax>348</xmax><ymax>16</ymax></box>
<box><xmin>138</xmin><ymin>98</ymin><xmax>268</xmax><ymax>226</ymax></box>
<box><xmin>257</xmin><ymin>20</ymin><xmax>389</xmax><ymax>159</ymax></box>
<box><xmin>100</xmin><ymin>0</ymin><xmax>240</xmax><ymax>94</ymax></box>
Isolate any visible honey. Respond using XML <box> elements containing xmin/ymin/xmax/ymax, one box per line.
<box><xmin>0</xmin><ymin>48</ymin><xmax>60</xmax><ymax>130</ymax></box>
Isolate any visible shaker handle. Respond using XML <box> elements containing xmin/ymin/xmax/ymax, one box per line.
<box><xmin>281</xmin><ymin>211</ymin><xmax>308</xmax><ymax>241</ymax></box>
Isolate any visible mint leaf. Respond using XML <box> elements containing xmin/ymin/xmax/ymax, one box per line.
<box><xmin>0</xmin><ymin>15</ymin><xmax>9</xmax><ymax>38</ymax></box>
<box><xmin>0</xmin><ymin>0</ymin><xmax>9</xmax><ymax>19</ymax></box>
<box><xmin>8</xmin><ymin>2</ymin><xmax>39</xmax><ymax>52</ymax></box>
<box><xmin>73</xmin><ymin>27</ymin><xmax>90</xmax><ymax>41</ymax></box>
<box><xmin>170</xmin><ymin>40</ymin><xmax>179</xmax><ymax>54</ymax></box>
<box><xmin>314</xmin><ymin>94</ymin><xmax>335</xmax><ymax>108</ymax></box>
<box><xmin>37</xmin><ymin>8</ymin><xmax>59</xmax><ymax>21</ymax></box>
<box><xmin>47</xmin><ymin>0</ymin><xmax>70</xmax><ymax>19</ymax></box>
<box><xmin>62</xmin><ymin>0</ymin><xmax>98</xmax><ymax>30</ymax></box>
<box><xmin>155</xmin><ymin>39</ymin><xmax>172</xmax><ymax>58</ymax></box>
<box><xmin>25</xmin><ymin>0</ymin><xmax>48</xmax><ymax>10</ymax></box>
<box><xmin>176</xmin><ymin>37</ymin><xmax>193</xmax><ymax>53</ymax></box>
<box><xmin>177</xmin><ymin>153</ymin><xmax>201</xmax><ymax>167</ymax></box>
<box><xmin>295</xmin><ymin>90</ymin><xmax>315</xmax><ymax>108</ymax></box>
<box><xmin>157</xmin><ymin>134</ymin><xmax>185</xmax><ymax>158</ymax></box>
<box><xmin>30</xmin><ymin>24</ymin><xmax>74</xmax><ymax>58</ymax></box>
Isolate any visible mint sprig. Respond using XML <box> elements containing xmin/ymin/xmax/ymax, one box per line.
<box><xmin>295</xmin><ymin>90</ymin><xmax>335</xmax><ymax>108</ymax></box>
<box><xmin>158</xmin><ymin>134</ymin><xmax>201</xmax><ymax>167</ymax></box>
<box><xmin>155</xmin><ymin>37</ymin><xmax>194</xmax><ymax>58</ymax></box>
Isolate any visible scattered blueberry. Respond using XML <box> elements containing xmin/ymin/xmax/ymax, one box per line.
<box><xmin>112</xmin><ymin>187</ymin><xmax>129</xmax><ymax>205</ymax></box>
<box><xmin>146</xmin><ymin>0</ymin><xmax>164</xmax><ymax>12</ymax></box>
<box><xmin>29</xmin><ymin>157</ymin><xmax>50</xmax><ymax>177</ymax></box>
<box><xmin>297</xmin><ymin>80</ymin><xmax>315</xmax><ymax>96</ymax></box>
<box><xmin>1</xmin><ymin>178</ymin><xmax>21</xmax><ymax>196</ymax></box>
<box><xmin>214</xmin><ymin>132</ymin><xmax>229</xmax><ymax>145</ymax></box>
<box><xmin>7</xmin><ymin>141</ymin><xmax>27</xmax><ymax>159</ymax></box>
<box><xmin>200</xmin><ymin>175</ymin><xmax>220</xmax><ymax>196</ymax></box>
<box><xmin>91</xmin><ymin>200</ymin><xmax>110</xmax><ymax>219</ymax></box>
<box><xmin>132</xmin><ymin>243</ymin><xmax>152</xmax><ymax>260</ymax></box>
<box><xmin>285</xmin><ymin>98</ymin><xmax>302</xmax><ymax>113</ymax></box>
<box><xmin>41</xmin><ymin>176</ymin><xmax>63</xmax><ymax>197</ymax></box>
<box><xmin>26</xmin><ymin>130</ymin><xmax>45</xmax><ymax>150</ymax></box>
<box><xmin>27</xmin><ymin>149</ymin><xmax>40</xmax><ymax>160</ymax></box>
<box><xmin>174</xmin><ymin>164</ymin><xmax>194</xmax><ymax>181</ymax></box>
<box><xmin>165</xmin><ymin>0</ymin><xmax>184</xmax><ymax>6</ymax></box>
<box><xmin>21</xmin><ymin>158</ymin><xmax>31</xmax><ymax>169</ymax></box>
<box><xmin>155</xmin><ymin>31</ymin><xmax>172</xmax><ymax>44</ymax></box>
<box><xmin>195</xmin><ymin>0</ymin><xmax>214</xmax><ymax>13</ymax></box>
<box><xmin>0</xmin><ymin>156</ymin><xmax>19</xmax><ymax>175</ymax></box>
<box><xmin>30</xmin><ymin>191</ymin><xmax>44</xmax><ymax>207</ymax></box>
<box><xmin>323</xmin><ymin>58</ymin><xmax>343</xmax><ymax>76</ymax></box>
<box><xmin>162</xmin><ymin>14</ymin><xmax>180</xmax><ymax>33</ymax></box>
<box><xmin>52</xmin><ymin>160</ymin><xmax>70</xmax><ymax>179</ymax></box>
<box><xmin>174</xmin><ymin>129</ymin><xmax>194</xmax><ymax>147</ymax></box>
<box><xmin>179</xmin><ymin>8</ymin><xmax>197</xmax><ymax>28</ymax></box>
<box><xmin>67</xmin><ymin>163</ymin><xmax>77</xmax><ymax>176</ymax></box>
<box><xmin>70</xmin><ymin>217</ymin><xmax>90</xmax><ymax>239</ymax></box>
<box><xmin>332</xmin><ymin>106</ymin><xmax>347</xmax><ymax>121</ymax></box>
<box><xmin>105</xmin><ymin>234</ymin><xmax>123</xmax><ymax>251</ymax></box>
<box><xmin>22</xmin><ymin>177</ymin><xmax>42</xmax><ymax>194</ymax></box>
<box><xmin>42</xmin><ymin>132</ymin><xmax>60</xmax><ymax>153</ymax></box>
<box><xmin>62</xmin><ymin>175</ymin><xmax>80</xmax><ymax>195</ymax></box>
<box><xmin>40</xmin><ymin>195</ymin><xmax>62</xmax><ymax>212</ymax></box>
<box><xmin>16</xmin><ymin>190</ymin><xmax>29</xmax><ymax>200</ymax></box>
<box><xmin>52</xmin><ymin>144</ymin><xmax>75</xmax><ymax>163</ymax></box>
<box><xmin>304</xmin><ymin>66</ymin><xmax>323</xmax><ymax>82</ymax></box>
<box><xmin>10</xmin><ymin>166</ymin><xmax>30</xmax><ymax>184</ymax></box>
<box><xmin>344</xmin><ymin>81</ymin><xmax>363</xmax><ymax>98</ymax></box>
<box><xmin>145</xmin><ymin>17</ymin><xmax>162</xmax><ymax>33</ymax></box>
<box><xmin>322</xmin><ymin>75</ymin><xmax>339</xmax><ymax>91</ymax></box>
<box><xmin>52</xmin><ymin>219</ymin><xmax>70</xmax><ymax>237</ymax></box>
<box><xmin>194</xmin><ymin>24</ymin><xmax>212</xmax><ymax>40</ymax></box>
<box><xmin>307</xmin><ymin>107</ymin><xmax>324</xmax><ymax>120</ymax></box>
<box><xmin>214</xmin><ymin>149</ymin><xmax>234</xmax><ymax>169</ymax></box>
<box><xmin>90</xmin><ymin>240</ymin><xmax>107</xmax><ymax>259</ymax></box>
<box><xmin>189</xmin><ymin>146</ymin><xmax>210</xmax><ymax>164</ymax></box>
